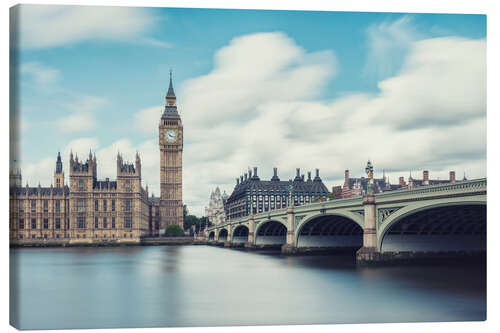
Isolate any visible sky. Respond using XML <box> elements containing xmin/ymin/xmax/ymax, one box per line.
<box><xmin>9</xmin><ymin>4</ymin><xmax>486</xmax><ymax>216</ymax></box>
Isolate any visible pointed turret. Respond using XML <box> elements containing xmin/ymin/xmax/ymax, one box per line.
<box><xmin>166</xmin><ymin>69</ymin><xmax>176</xmax><ymax>99</ymax></box>
<box><xmin>162</xmin><ymin>69</ymin><xmax>180</xmax><ymax>120</ymax></box>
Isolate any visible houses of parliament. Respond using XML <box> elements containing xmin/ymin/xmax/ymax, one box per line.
<box><xmin>9</xmin><ymin>73</ymin><xmax>184</xmax><ymax>244</ymax></box>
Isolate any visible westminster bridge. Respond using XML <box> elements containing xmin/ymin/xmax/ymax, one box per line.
<box><xmin>203</xmin><ymin>178</ymin><xmax>486</xmax><ymax>263</ymax></box>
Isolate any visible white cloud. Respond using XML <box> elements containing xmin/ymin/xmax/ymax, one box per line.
<box><xmin>364</xmin><ymin>16</ymin><xmax>422</xmax><ymax>79</ymax></box>
<box><xmin>57</xmin><ymin>112</ymin><xmax>96</xmax><ymax>133</ymax></box>
<box><xmin>13</xmin><ymin>5</ymin><xmax>162</xmax><ymax>49</ymax></box>
<box><xmin>20</xmin><ymin>62</ymin><xmax>60</xmax><ymax>85</ymax></box>
<box><xmin>177</xmin><ymin>33</ymin><xmax>485</xmax><ymax>216</ymax></box>
<box><xmin>134</xmin><ymin>106</ymin><xmax>162</xmax><ymax>134</ymax></box>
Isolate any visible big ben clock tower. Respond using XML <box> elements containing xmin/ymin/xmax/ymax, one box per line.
<box><xmin>159</xmin><ymin>70</ymin><xmax>183</xmax><ymax>230</ymax></box>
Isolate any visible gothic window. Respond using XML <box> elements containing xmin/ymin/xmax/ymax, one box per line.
<box><xmin>31</xmin><ymin>200</ymin><xmax>36</xmax><ymax>213</ymax></box>
<box><xmin>95</xmin><ymin>217</ymin><xmax>99</xmax><ymax>229</ymax></box>
<box><xmin>77</xmin><ymin>217</ymin><xmax>86</xmax><ymax>229</ymax></box>
<box><xmin>125</xmin><ymin>180</ymin><xmax>131</xmax><ymax>192</ymax></box>
<box><xmin>112</xmin><ymin>217</ymin><xmax>115</xmax><ymax>229</ymax></box>
<box><xmin>19</xmin><ymin>200</ymin><xmax>24</xmax><ymax>212</ymax></box>
<box><xmin>31</xmin><ymin>219</ymin><xmax>36</xmax><ymax>229</ymax></box>
<box><xmin>95</xmin><ymin>200</ymin><xmax>99</xmax><ymax>212</ymax></box>
<box><xmin>78</xmin><ymin>180</ymin><xmax>84</xmax><ymax>191</ymax></box>
<box><xmin>32</xmin><ymin>234</ymin><xmax>36</xmax><ymax>239</ymax></box>
<box><xmin>103</xmin><ymin>200</ymin><xmax>107</xmax><ymax>212</ymax></box>
<box><xmin>43</xmin><ymin>219</ymin><xmax>48</xmax><ymax>229</ymax></box>
<box><xmin>124</xmin><ymin>200</ymin><xmax>131</xmax><ymax>212</ymax></box>
<box><xmin>124</xmin><ymin>216</ymin><xmax>132</xmax><ymax>229</ymax></box>
<box><xmin>56</xmin><ymin>178</ymin><xmax>60</xmax><ymax>187</ymax></box>
<box><xmin>55</xmin><ymin>218</ymin><xmax>61</xmax><ymax>229</ymax></box>
<box><xmin>55</xmin><ymin>200</ymin><xmax>60</xmax><ymax>213</ymax></box>
<box><xmin>111</xmin><ymin>200</ymin><xmax>116</xmax><ymax>212</ymax></box>
<box><xmin>77</xmin><ymin>199</ymin><xmax>85</xmax><ymax>212</ymax></box>
<box><xmin>19</xmin><ymin>219</ymin><xmax>24</xmax><ymax>229</ymax></box>
<box><xmin>103</xmin><ymin>217</ymin><xmax>107</xmax><ymax>229</ymax></box>
<box><xmin>43</xmin><ymin>200</ymin><xmax>48</xmax><ymax>213</ymax></box>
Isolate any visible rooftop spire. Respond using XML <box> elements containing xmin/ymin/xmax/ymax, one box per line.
<box><xmin>166</xmin><ymin>69</ymin><xmax>176</xmax><ymax>99</ymax></box>
<box><xmin>55</xmin><ymin>151</ymin><xmax>63</xmax><ymax>174</ymax></box>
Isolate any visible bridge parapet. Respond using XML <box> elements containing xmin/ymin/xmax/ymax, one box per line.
<box><xmin>375</xmin><ymin>178</ymin><xmax>486</xmax><ymax>203</ymax></box>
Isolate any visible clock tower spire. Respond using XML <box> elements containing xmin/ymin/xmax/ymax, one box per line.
<box><xmin>159</xmin><ymin>70</ymin><xmax>184</xmax><ymax>231</ymax></box>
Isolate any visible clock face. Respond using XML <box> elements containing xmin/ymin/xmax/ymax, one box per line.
<box><xmin>165</xmin><ymin>129</ymin><xmax>178</xmax><ymax>143</ymax></box>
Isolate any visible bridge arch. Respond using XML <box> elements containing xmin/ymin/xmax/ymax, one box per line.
<box><xmin>232</xmin><ymin>225</ymin><xmax>249</xmax><ymax>244</ymax></box>
<box><xmin>255</xmin><ymin>220</ymin><xmax>287</xmax><ymax>246</ymax></box>
<box><xmin>296</xmin><ymin>213</ymin><xmax>363</xmax><ymax>249</ymax></box>
<box><xmin>218</xmin><ymin>228</ymin><xmax>228</xmax><ymax>242</ymax></box>
<box><xmin>377</xmin><ymin>200</ymin><xmax>486</xmax><ymax>253</ymax></box>
<box><xmin>208</xmin><ymin>231</ymin><xmax>215</xmax><ymax>241</ymax></box>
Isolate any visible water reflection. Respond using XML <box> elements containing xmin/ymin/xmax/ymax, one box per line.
<box><xmin>10</xmin><ymin>246</ymin><xmax>485</xmax><ymax>330</ymax></box>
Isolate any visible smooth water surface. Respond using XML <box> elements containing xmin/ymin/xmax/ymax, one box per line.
<box><xmin>10</xmin><ymin>246</ymin><xmax>486</xmax><ymax>330</ymax></box>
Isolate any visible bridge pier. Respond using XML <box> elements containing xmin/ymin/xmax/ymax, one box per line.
<box><xmin>281</xmin><ymin>206</ymin><xmax>297</xmax><ymax>254</ymax></box>
<box><xmin>356</xmin><ymin>194</ymin><xmax>382</xmax><ymax>263</ymax></box>
<box><xmin>245</xmin><ymin>215</ymin><xmax>256</xmax><ymax>249</ymax></box>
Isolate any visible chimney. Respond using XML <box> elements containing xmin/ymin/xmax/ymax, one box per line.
<box><xmin>296</xmin><ymin>168</ymin><xmax>300</xmax><ymax>177</ymax></box>
<box><xmin>344</xmin><ymin>170</ymin><xmax>349</xmax><ymax>182</ymax></box>
<box><xmin>253</xmin><ymin>167</ymin><xmax>258</xmax><ymax>177</ymax></box>
<box><xmin>236</xmin><ymin>178</ymin><xmax>239</xmax><ymax>185</ymax></box>
<box><xmin>449</xmin><ymin>171</ymin><xmax>456</xmax><ymax>183</ymax></box>
<box><xmin>240</xmin><ymin>176</ymin><xmax>243</xmax><ymax>183</ymax></box>
<box><xmin>244</xmin><ymin>173</ymin><xmax>248</xmax><ymax>181</ymax></box>
<box><xmin>271</xmin><ymin>167</ymin><xmax>280</xmax><ymax>181</ymax></box>
<box><xmin>316</xmin><ymin>169</ymin><xmax>320</xmax><ymax>178</ymax></box>
<box><xmin>307</xmin><ymin>171</ymin><xmax>311</xmax><ymax>181</ymax></box>
<box><xmin>399</xmin><ymin>176</ymin><xmax>405</xmax><ymax>186</ymax></box>
<box><xmin>301</xmin><ymin>174</ymin><xmax>304</xmax><ymax>181</ymax></box>
<box><xmin>423</xmin><ymin>170</ymin><xmax>429</xmax><ymax>185</ymax></box>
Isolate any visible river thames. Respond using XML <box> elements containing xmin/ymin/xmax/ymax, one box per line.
<box><xmin>10</xmin><ymin>245</ymin><xmax>485</xmax><ymax>330</ymax></box>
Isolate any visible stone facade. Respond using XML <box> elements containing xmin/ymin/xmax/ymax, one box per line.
<box><xmin>9</xmin><ymin>75</ymin><xmax>184</xmax><ymax>244</ymax></box>
<box><xmin>9</xmin><ymin>151</ymin><xmax>153</xmax><ymax>244</ymax></box>
<box><xmin>205</xmin><ymin>187</ymin><xmax>227</xmax><ymax>226</ymax></box>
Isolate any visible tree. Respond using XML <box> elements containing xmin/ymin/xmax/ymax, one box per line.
<box><xmin>164</xmin><ymin>224</ymin><xmax>185</xmax><ymax>237</ymax></box>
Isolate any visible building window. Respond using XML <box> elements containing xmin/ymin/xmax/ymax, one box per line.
<box><xmin>43</xmin><ymin>200</ymin><xmax>48</xmax><ymax>213</ymax></box>
<box><xmin>124</xmin><ymin>216</ymin><xmax>132</xmax><ymax>229</ymax></box>
<box><xmin>77</xmin><ymin>199</ymin><xmax>85</xmax><ymax>212</ymax></box>
<box><xmin>31</xmin><ymin>200</ymin><xmax>36</xmax><ymax>213</ymax></box>
<box><xmin>112</xmin><ymin>217</ymin><xmax>115</xmax><ymax>229</ymax></box>
<box><xmin>125</xmin><ymin>180</ymin><xmax>131</xmax><ymax>191</ymax></box>
<box><xmin>55</xmin><ymin>218</ymin><xmax>61</xmax><ymax>229</ymax></box>
<box><xmin>78</xmin><ymin>180</ymin><xmax>84</xmax><ymax>191</ymax></box>
<box><xmin>95</xmin><ymin>217</ymin><xmax>99</xmax><ymax>229</ymax></box>
<box><xmin>77</xmin><ymin>217</ymin><xmax>86</xmax><ymax>229</ymax></box>
<box><xmin>56</xmin><ymin>178</ymin><xmax>60</xmax><ymax>187</ymax></box>
<box><xmin>31</xmin><ymin>219</ymin><xmax>36</xmax><ymax>229</ymax></box>
<box><xmin>44</xmin><ymin>234</ymin><xmax>48</xmax><ymax>239</ymax></box>
<box><xmin>103</xmin><ymin>217</ymin><xmax>107</xmax><ymax>229</ymax></box>
<box><xmin>32</xmin><ymin>234</ymin><xmax>36</xmax><ymax>239</ymax></box>
<box><xmin>125</xmin><ymin>200</ymin><xmax>131</xmax><ymax>212</ymax></box>
<box><xmin>95</xmin><ymin>200</ymin><xmax>99</xmax><ymax>212</ymax></box>
<box><xmin>103</xmin><ymin>200</ymin><xmax>107</xmax><ymax>212</ymax></box>
<box><xmin>55</xmin><ymin>200</ymin><xmax>60</xmax><ymax>213</ymax></box>
<box><xmin>19</xmin><ymin>219</ymin><xmax>24</xmax><ymax>229</ymax></box>
<box><xmin>43</xmin><ymin>219</ymin><xmax>48</xmax><ymax>229</ymax></box>
<box><xmin>111</xmin><ymin>200</ymin><xmax>115</xmax><ymax>212</ymax></box>
<box><xmin>19</xmin><ymin>200</ymin><xmax>24</xmax><ymax>212</ymax></box>
<box><xmin>56</xmin><ymin>234</ymin><xmax>59</xmax><ymax>239</ymax></box>
<box><xmin>19</xmin><ymin>234</ymin><xmax>23</xmax><ymax>239</ymax></box>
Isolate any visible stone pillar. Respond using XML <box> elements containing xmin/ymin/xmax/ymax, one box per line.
<box><xmin>281</xmin><ymin>206</ymin><xmax>296</xmax><ymax>254</ymax></box>
<box><xmin>224</xmin><ymin>224</ymin><xmax>232</xmax><ymax>247</ymax></box>
<box><xmin>356</xmin><ymin>194</ymin><xmax>380</xmax><ymax>263</ymax></box>
<box><xmin>245</xmin><ymin>215</ymin><xmax>255</xmax><ymax>249</ymax></box>
<box><xmin>214</xmin><ymin>228</ymin><xmax>219</xmax><ymax>242</ymax></box>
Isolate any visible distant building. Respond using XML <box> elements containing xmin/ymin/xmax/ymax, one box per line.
<box><xmin>225</xmin><ymin>167</ymin><xmax>329</xmax><ymax>220</ymax></box>
<box><xmin>342</xmin><ymin>164</ymin><xmax>463</xmax><ymax>199</ymax></box>
<box><xmin>205</xmin><ymin>187</ymin><xmax>228</xmax><ymax>226</ymax></box>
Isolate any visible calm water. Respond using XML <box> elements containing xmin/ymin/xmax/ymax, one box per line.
<box><xmin>10</xmin><ymin>246</ymin><xmax>486</xmax><ymax>330</ymax></box>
